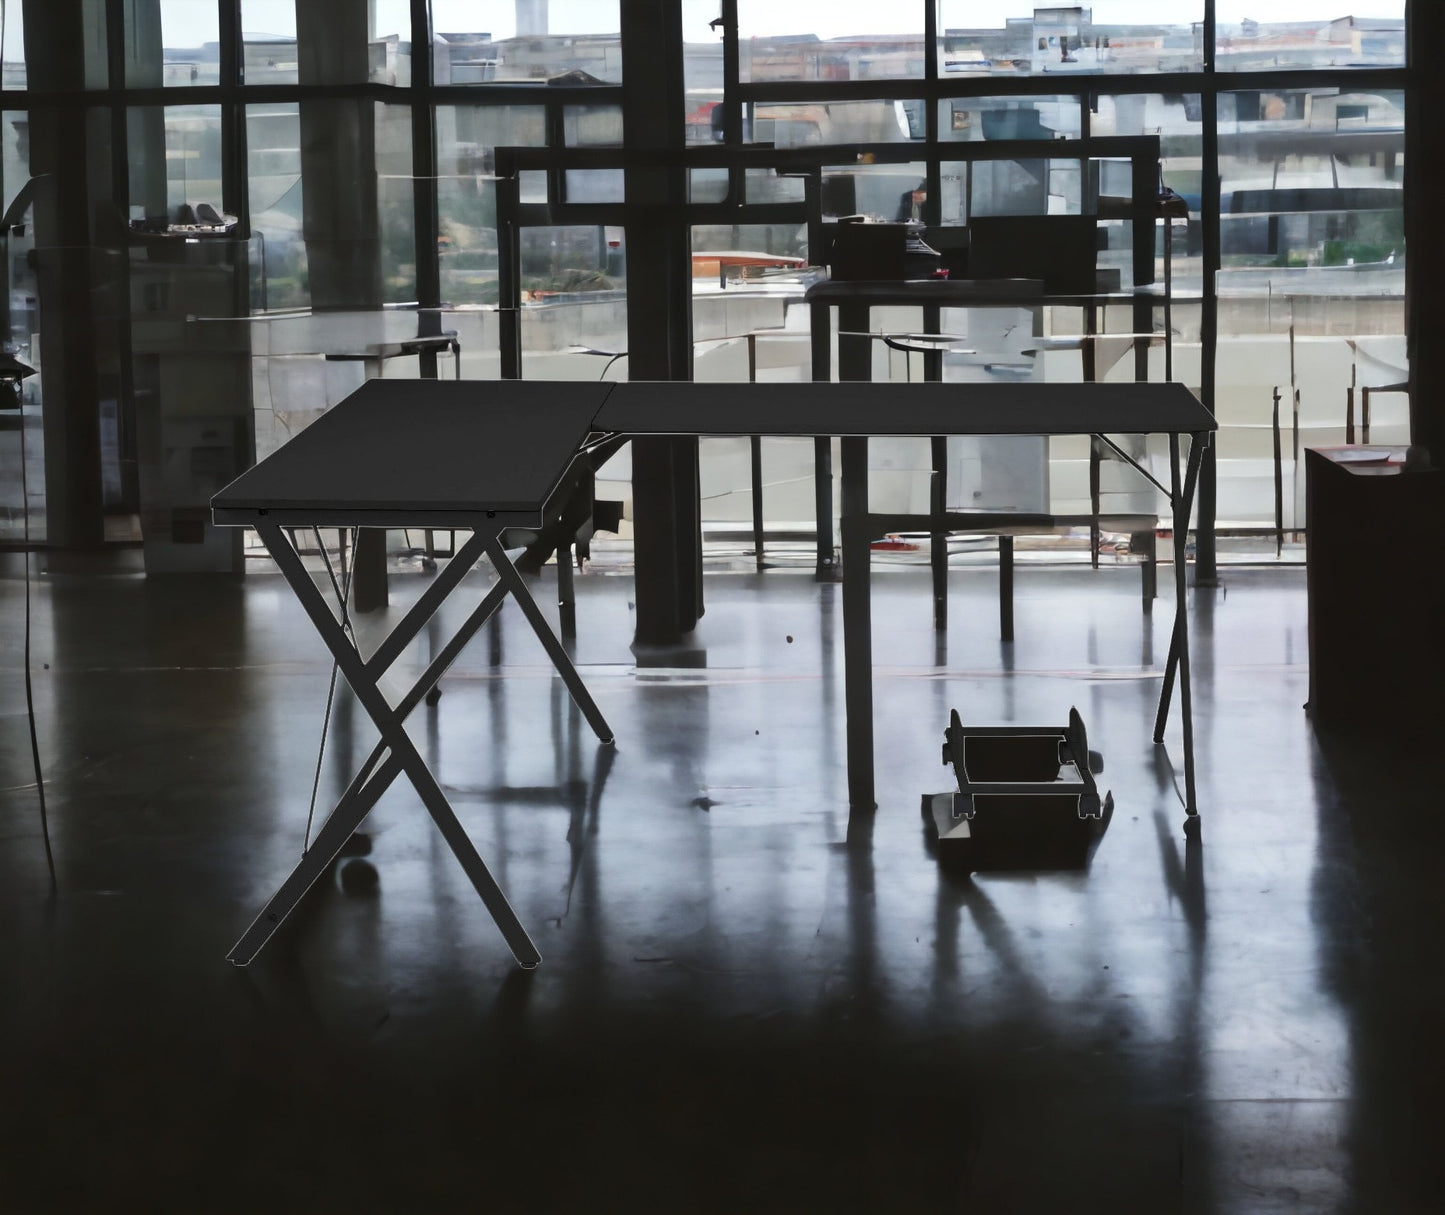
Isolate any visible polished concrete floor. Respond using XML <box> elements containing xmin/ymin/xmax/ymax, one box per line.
<box><xmin>1</xmin><ymin>555</ymin><xmax>1441</xmax><ymax>1212</ymax></box>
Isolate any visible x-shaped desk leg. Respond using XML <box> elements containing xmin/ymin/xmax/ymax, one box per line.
<box><xmin>1152</xmin><ymin>432</ymin><xmax>1207</xmax><ymax>825</ymax></box>
<box><xmin>229</xmin><ymin>524</ymin><xmax>613</xmax><ymax>970</ymax></box>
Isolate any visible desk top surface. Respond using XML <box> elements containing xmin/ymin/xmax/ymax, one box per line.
<box><xmin>596</xmin><ymin>379</ymin><xmax>1212</xmax><ymax>438</ymax></box>
<box><xmin>214</xmin><ymin>379</ymin><xmax>608</xmax><ymax>515</ymax></box>
<box><xmin>213</xmin><ymin>378</ymin><xmax>1212</xmax><ymax>520</ymax></box>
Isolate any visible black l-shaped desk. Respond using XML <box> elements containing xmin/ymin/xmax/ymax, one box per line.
<box><xmin>213</xmin><ymin>377</ymin><xmax>1214</xmax><ymax>969</ymax></box>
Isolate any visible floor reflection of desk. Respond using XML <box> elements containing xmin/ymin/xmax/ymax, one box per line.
<box><xmin>214</xmin><ymin>378</ymin><xmax>1214</xmax><ymax>969</ymax></box>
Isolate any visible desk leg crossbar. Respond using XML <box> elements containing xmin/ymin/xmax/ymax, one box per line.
<box><xmin>228</xmin><ymin>524</ymin><xmax>614</xmax><ymax>970</ymax></box>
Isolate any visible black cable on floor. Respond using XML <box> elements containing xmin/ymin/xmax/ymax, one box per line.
<box><xmin>19</xmin><ymin>394</ymin><xmax>56</xmax><ymax>892</ymax></box>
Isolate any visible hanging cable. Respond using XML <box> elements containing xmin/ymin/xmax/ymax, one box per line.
<box><xmin>302</xmin><ymin>526</ymin><xmax>358</xmax><ymax>853</ymax></box>
<box><xmin>17</xmin><ymin>379</ymin><xmax>56</xmax><ymax>892</ymax></box>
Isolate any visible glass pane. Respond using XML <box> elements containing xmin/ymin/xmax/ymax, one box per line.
<box><xmin>739</xmin><ymin>0</ymin><xmax>926</xmax><ymax>82</ymax></box>
<box><xmin>938</xmin><ymin>96</ymin><xmax>1080</xmax><ymax>142</ymax></box>
<box><xmin>436</xmin><ymin>104</ymin><xmax>547</xmax><ymax>305</ymax></box>
<box><xmin>376</xmin><ymin>104</ymin><xmax>415</xmax><ymax>303</ymax></box>
<box><xmin>564</xmin><ymin>104</ymin><xmax>623</xmax><ymax>146</ymax></box>
<box><xmin>518</xmin><ymin>227</ymin><xmax>626</xmax><ymax>379</ymax></box>
<box><xmin>564</xmin><ymin>168</ymin><xmax>623</xmax><ymax>203</ymax></box>
<box><xmin>938</xmin><ymin>1</ymin><xmax>1204</xmax><ymax>76</ymax></box>
<box><xmin>2</xmin><ymin>5</ymin><xmax>26</xmax><ymax>89</ymax></box>
<box><xmin>820</xmin><ymin>162</ymin><xmax>927</xmax><ymax>220</ymax></box>
<box><xmin>691</xmin><ymin>222</ymin><xmax>810</xmax><ymax>288</ymax></box>
<box><xmin>1092</xmin><ymin>93</ymin><xmax>1205</xmax><ymax>298</ymax></box>
<box><xmin>521</xmin><ymin>225</ymin><xmax>624</xmax><ymax>296</ymax></box>
<box><xmin>371</xmin><ymin>0</ymin><xmax>412</xmax><ymax>85</ymax></box>
<box><xmin>683</xmin><ymin>0</ymin><xmax>724</xmax><ymax>146</ymax></box>
<box><xmin>1216</xmin><ymin>3</ymin><xmax>1405</xmax><ymax>71</ymax></box>
<box><xmin>242</xmin><ymin>1</ymin><xmax>298</xmax><ymax>84</ymax></box>
<box><xmin>745</xmin><ymin>169</ymin><xmax>806</xmax><ymax>204</ymax></box>
<box><xmin>968</xmin><ymin>157</ymin><xmax>1083</xmax><ymax>217</ymax></box>
<box><xmin>1216</xmin><ymin>87</ymin><xmax>1405</xmax><ymax>528</ymax></box>
<box><xmin>437</xmin><ymin>103</ymin><xmax>547</xmax><ymax>172</ymax></box>
<box><xmin>1218</xmin><ymin>87</ymin><xmax>1405</xmax><ymax>288</ymax></box>
<box><xmin>246</xmin><ymin>102</ymin><xmax>307</xmax><ymax>310</ymax></box>
<box><xmin>244</xmin><ymin>1</ymin><xmax>411</xmax><ymax>85</ymax></box>
<box><xmin>431</xmin><ymin>1</ymin><xmax>622</xmax><ymax>84</ymax></box>
<box><xmin>437</xmin><ymin>177</ymin><xmax>498</xmax><ymax>304</ymax></box>
<box><xmin>127</xmin><ymin>104</ymin><xmax>225</xmax><ymax>221</ymax></box>
<box><xmin>752</xmin><ymin>100</ymin><xmax>924</xmax><ymax>148</ymax></box>
<box><xmin>134</xmin><ymin>1</ymin><xmax>222</xmax><ymax>87</ymax></box>
<box><xmin>690</xmin><ymin>168</ymin><xmax>729</xmax><ymax>204</ymax></box>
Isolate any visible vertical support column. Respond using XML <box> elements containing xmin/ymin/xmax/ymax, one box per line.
<box><xmin>836</xmin><ymin>299</ymin><xmax>875</xmax><ymax>810</ymax></box>
<box><xmin>624</xmin><ymin>0</ymin><xmax>698</xmax><ymax>646</ymax></box>
<box><xmin>1407</xmin><ymin>0</ymin><xmax>1444</xmax><ymax>464</ymax></box>
<box><xmin>411</xmin><ymin>0</ymin><xmax>443</xmax><ymax>369</ymax></box>
<box><xmin>297</xmin><ymin>6</ymin><xmax>382</xmax><ymax>310</ymax></box>
<box><xmin>841</xmin><ymin>435</ymin><xmax>875</xmax><ymax>812</ymax></box>
<box><xmin>296</xmin><ymin>0</ymin><xmax>387</xmax><ymax>605</ymax></box>
<box><xmin>23</xmin><ymin>0</ymin><xmax>113</xmax><ymax>550</ymax></box>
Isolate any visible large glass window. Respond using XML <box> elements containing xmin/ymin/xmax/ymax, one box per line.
<box><xmin>0</xmin><ymin>0</ymin><xmax>1420</xmax><ymax>549</ymax></box>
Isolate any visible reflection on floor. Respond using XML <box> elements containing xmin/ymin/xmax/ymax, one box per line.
<box><xmin>1</xmin><ymin>561</ymin><xmax>1439</xmax><ymax>1211</ymax></box>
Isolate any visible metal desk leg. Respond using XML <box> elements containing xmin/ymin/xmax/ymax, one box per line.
<box><xmin>228</xmin><ymin>752</ymin><xmax>405</xmax><ymax>964</ymax></box>
<box><xmin>1154</xmin><ymin>435</ymin><xmax>1206</xmax><ymax>744</ymax></box>
<box><xmin>751</xmin><ymin>436</ymin><xmax>766</xmax><ymax>571</ymax></box>
<box><xmin>485</xmin><ymin>537</ymin><xmax>613</xmax><ymax>744</ymax></box>
<box><xmin>841</xmin><ymin>436</ymin><xmax>876</xmax><ymax>811</ymax></box>
<box><xmin>556</xmin><ymin>539</ymin><xmax>577</xmax><ymax>641</ymax></box>
<box><xmin>231</xmin><ymin>574</ymin><xmax>514</xmax><ymax>964</ymax></box>
<box><xmin>254</xmin><ymin>523</ymin><xmax>543</xmax><ymax>969</ymax></box>
<box><xmin>931</xmin><ymin>435</ymin><xmax>948</xmax><ymax>630</ymax></box>
<box><xmin>1153</xmin><ymin>435</ymin><xmax>1205</xmax><ymax>827</ymax></box>
<box><xmin>815</xmin><ymin>436</ymin><xmax>835</xmax><ymax>578</ymax></box>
